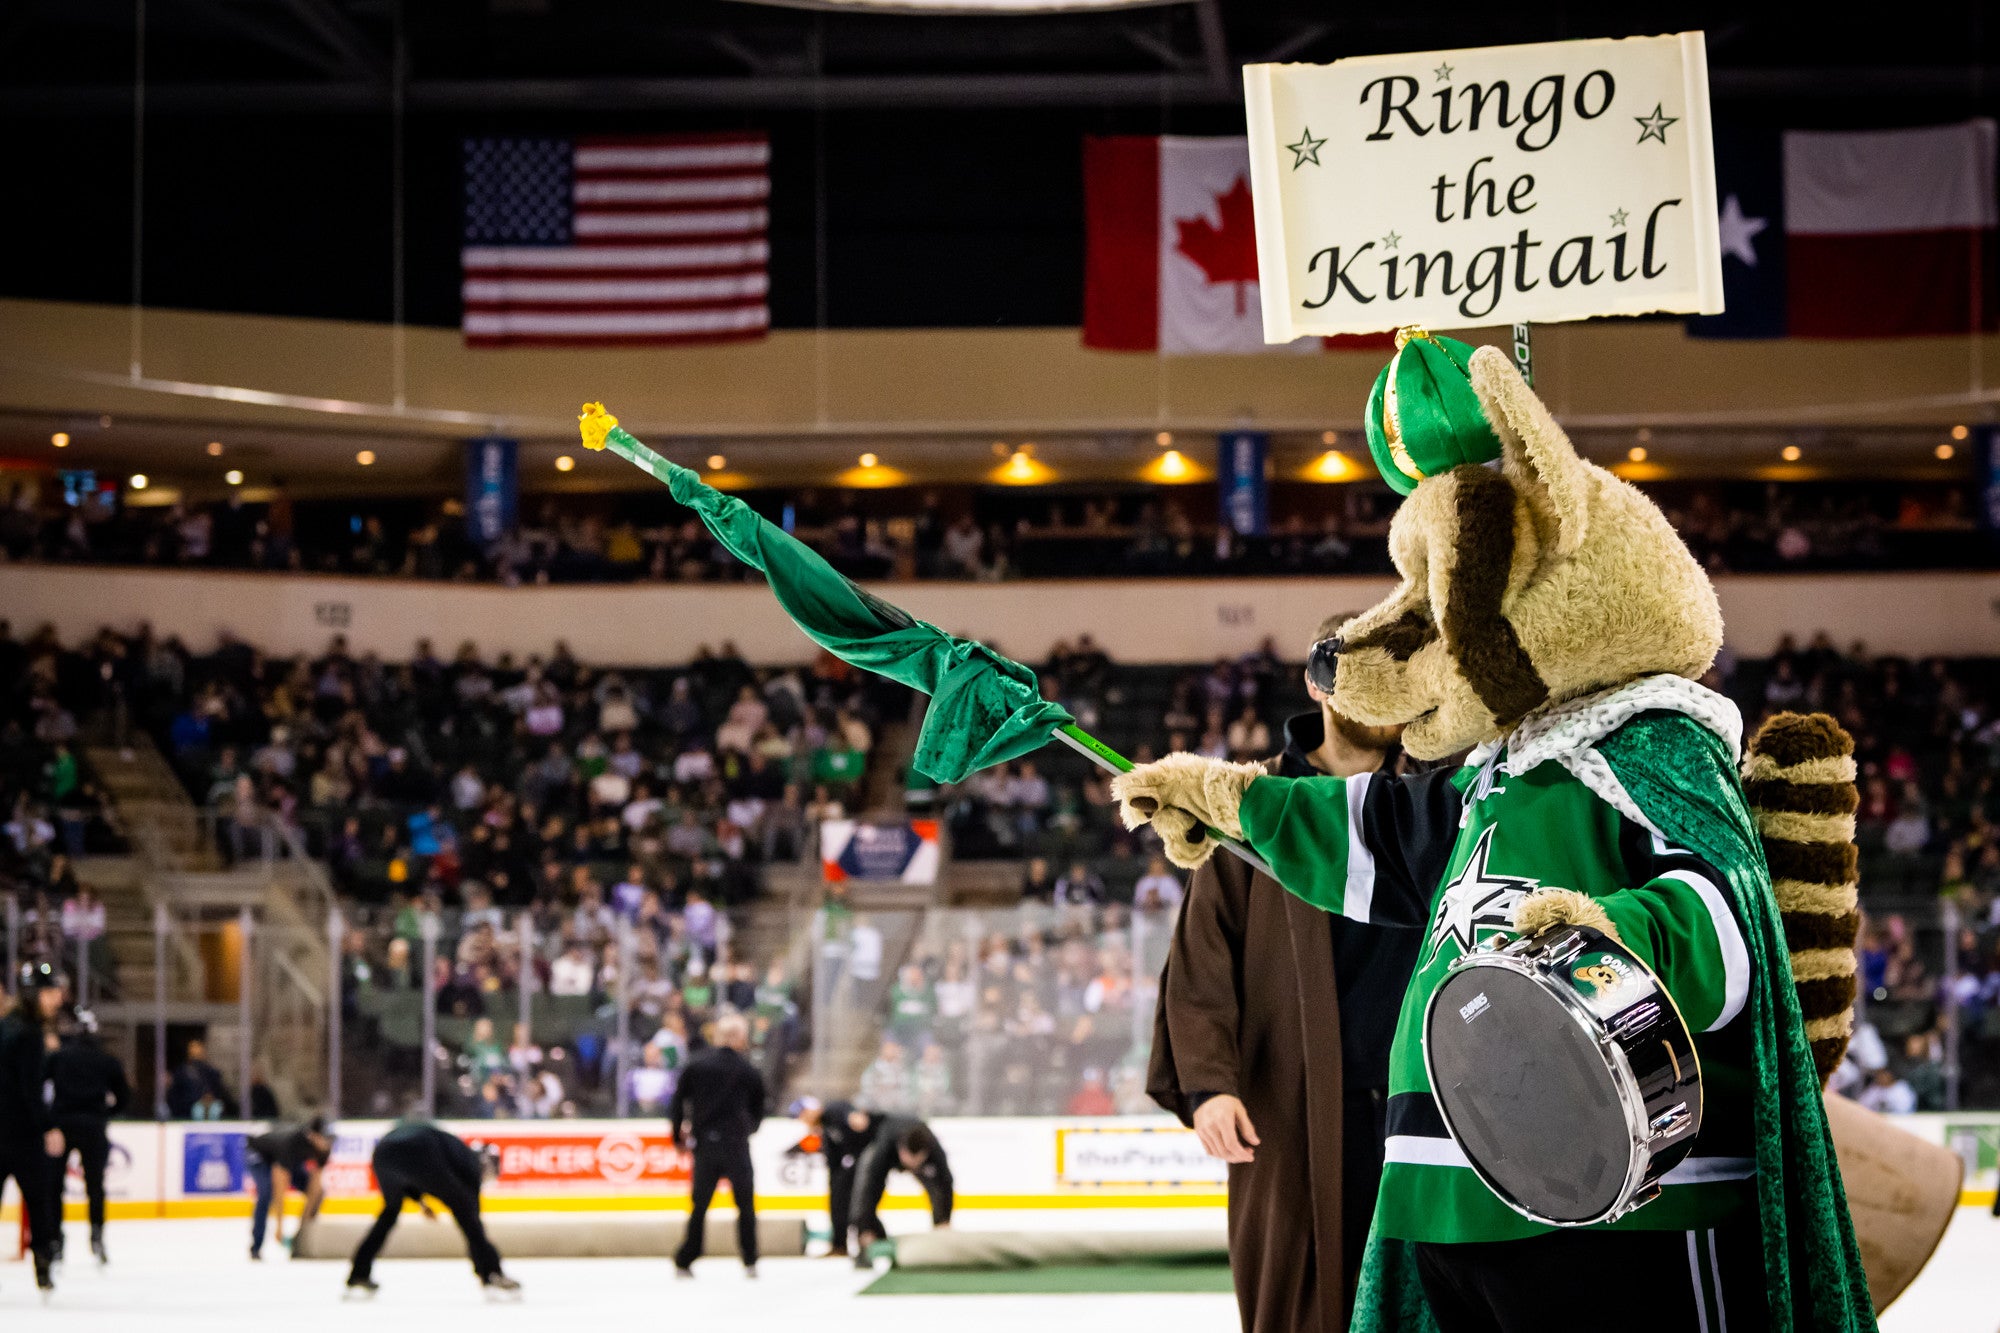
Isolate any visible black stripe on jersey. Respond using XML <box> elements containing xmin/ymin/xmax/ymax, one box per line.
<box><xmin>1387</xmin><ymin>1092</ymin><xmax>1450</xmax><ymax>1140</ymax></box>
<box><xmin>1353</xmin><ymin>766</ymin><xmax>1468</xmax><ymax>929</ymax></box>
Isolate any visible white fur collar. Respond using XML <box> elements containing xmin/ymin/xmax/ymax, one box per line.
<box><xmin>1463</xmin><ymin>675</ymin><xmax>1742</xmax><ymax>834</ymax></box>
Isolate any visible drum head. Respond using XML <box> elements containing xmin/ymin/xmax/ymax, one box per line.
<box><xmin>1428</xmin><ymin>965</ymin><xmax>1633</xmax><ymax>1223</ymax></box>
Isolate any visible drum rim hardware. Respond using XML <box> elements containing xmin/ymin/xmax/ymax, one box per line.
<box><xmin>1420</xmin><ymin>922</ymin><xmax>1703</xmax><ymax>1228</ymax></box>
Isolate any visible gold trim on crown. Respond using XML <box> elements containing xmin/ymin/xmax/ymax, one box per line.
<box><xmin>1381</xmin><ymin>344</ymin><xmax>1425</xmax><ymax>483</ymax></box>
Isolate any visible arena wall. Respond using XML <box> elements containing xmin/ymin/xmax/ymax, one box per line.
<box><xmin>0</xmin><ymin>566</ymin><xmax>1994</xmax><ymax>666</ymax></box>
<box><xmin>4</xmin><ymin>1113</ymin><xmax>1993</xmax><ymax>1223</ymax></box>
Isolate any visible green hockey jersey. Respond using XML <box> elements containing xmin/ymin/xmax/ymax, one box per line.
<box><xmin>1236</xmin><ymin>683</ymin><xmax>1759</xmax><ymax>1244</ymax></box>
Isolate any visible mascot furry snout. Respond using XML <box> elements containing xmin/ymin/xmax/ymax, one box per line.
<box><xmin>1330</xmin><ymin>345</ymin><xmax>1723</xmax><ymax>761</ymax></box>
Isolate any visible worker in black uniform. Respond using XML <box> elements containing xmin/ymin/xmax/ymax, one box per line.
<box><xmin>668</xmin><ymin>1013</ymin><xmax>766</xmax><ymax>1278</ymax></box>
<box><xmin>0</xmin><ymin>964</ymin><xmax>64</xmax><ymax>1295</ymax></box>
<box><xmin>850</xmin><ymin>1116</ymin><xmax>953</xmax><ymax>1268</ymax></box>
<box><xmin>246</xmin><ymin>1116</ymin><xmax>333</xmax><ymax>1260</ymax></box>
<box><xmin>345</xmin><ymin>1119</ymin><xmax>519</xmax><ymax>1297</ymax></box>
<box><xmin>46</xmin><ymin>1008</ymin><xmax>128</xmax><ymax>1266</ymax></box>
<box><xmin>795</xmin><ymin>1098</ymin><xmax>878</xmax><ymax>1258</ymax></box>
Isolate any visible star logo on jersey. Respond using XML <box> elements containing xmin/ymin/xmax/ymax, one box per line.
<box><xmin>1420</xmin><ymin>826</ymin><xmax>1540</xmax><ymax>970</ymax></box>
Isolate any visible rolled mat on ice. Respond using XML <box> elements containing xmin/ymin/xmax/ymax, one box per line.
<box><xmin>290</xmin><ymin>1212</ymin><xmax>807</xmax><ymax>1260</ymax></box>
<box><xmin>886</xmin><ymin>1228</ymin><xmax>1227</xmax><ymax>1270</ymax></box>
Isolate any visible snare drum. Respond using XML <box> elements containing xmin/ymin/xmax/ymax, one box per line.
<box><xmin>1421</xmin><ymin>923</ymin><xmax>1701</xmax><ymax>1226</ymax></box>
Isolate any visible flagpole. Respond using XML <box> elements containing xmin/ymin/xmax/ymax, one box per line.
<box><xmin>581</xmin><ymin>410</ymin><xmax>1275</xmax><ymax>880</ymax></box>
<box><xmin>1050</xmin><ymin>725</ymin><xmax>1274</xmax><ymax>878</ymax></box>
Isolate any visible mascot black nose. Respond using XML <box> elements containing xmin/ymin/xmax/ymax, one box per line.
<box><xmin>1306</xmin><ymin>636</ymin><xmax>1343</xmax><ymax>694</ymax></box>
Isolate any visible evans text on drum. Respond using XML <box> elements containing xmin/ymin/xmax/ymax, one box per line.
<box><xmin>1421</xmin><ymin>923</ymin><xmax>1702</xmax><ymax>1226</ymax></box>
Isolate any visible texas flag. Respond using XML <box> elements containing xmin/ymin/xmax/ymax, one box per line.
<box><xmin>1082</xmin><ymin>135</ymin><xmax>1389</xmax><ymax>354</ymax></box>
<box><xmin>1691</xmin><ymin>119</ymin><xmax>1997</xmax><ymax>338</ymax></box>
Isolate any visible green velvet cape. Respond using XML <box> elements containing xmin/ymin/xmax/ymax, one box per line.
<box><xmin>1353</xmin><ymin>712</ymin><xmax>1875</xmax><ymax>1332</ymax></box>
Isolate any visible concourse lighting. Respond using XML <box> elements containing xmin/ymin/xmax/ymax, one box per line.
<box><xmin>555</xmin><ymin>455</ymin><xmax>576</xmax><ymax>473</ymax></box>
<box><xmin>1780</xmin><ymin>445</ymin><xmax>1801</xmax><ymax>462</ymax></box>
<box><xmin>858</xmin><ymin>452</ymin><xmax>879</xmax><ymax>468</ymax></box>
<box><xmin>129</xmin><ymin>474</ymin><xmax>148</xmax><ymax>490</ymax></box>
<box><xmin>1951</xmin><ymin>424</ymin><xmax>1969</xmax><ymax>441</ymax></box>
<box><xmin>1154</xmin><ymin>431</ymin><xmax>1173</xmax><ymax>448</ymax></box>
<box><xmin>50</xmin><ymin>432</ymin><xmax>68</xmax><ymax>448</ymax></box>
<box><xmin>1628</xmin><ymin>446</ymin><xmax>1648</xmax><ymax>463</ymax></box>
<box><xmin>1936</xmin><ymin>444</ymin><xmax>1956</xmax><ymax>461</ymax></box>
<box><xmin>225</xmin><ymin>470</ymin><xmax>244</xmax><ymax>486</ymax></box>
<box><xmin>1306</xmin><ymin>450</ymin><xmax>1356</xmax><ymax>481</ymax></box>
<box><xmin>995</xmin><ymin>449</ymin><xmax>1052</xmax><ymax>485</ymax></box>
<box><xmin>707</xmin><ymin>454</ymin><xmax>727</xmax><ymax>471</ymax></box>
<box><xmin>207</xmin><ymin>441</ymin><xmax>224</xmax><ymax>457</ymax></box>
<box><xmin>1321</xmin><ymin>430</ymin><xmax>1339</xmax><ymax>446</ymax></box>
<box><xmin>356</xmin><ymin>450</ymin><xmax>376</xmax><ymax>466</ymax></box>
<box><xmin>1153</xmin><ymin>449</ymin><xmax>1191</xmax><ymax>481</ymax></box>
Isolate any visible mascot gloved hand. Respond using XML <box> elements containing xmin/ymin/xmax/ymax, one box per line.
<box><xmin>1110</xmin><ymin>754</ymin><xmax>1263</xmax><ymax>869</ymax></box>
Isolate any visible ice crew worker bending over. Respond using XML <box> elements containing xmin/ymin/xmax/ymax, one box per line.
<box><xmin>246</xmin><ymin>1117</ymin><xmax>332</xmax><ymax>1260</ymax></box>
<box><xmin>346</xmin><ymin>1119</ymin><xmax>519</xmax><ymax>1296</ymax></box>
<box><xmin>795</xmin><ymin>1098</ymin><xmax>879</xmax><ymax>1258</ymax></box>
<box><xmin>851</xmin><ymin>1117</ymin><xmax>953</xmax><ymax>1266</ymax></box>
<box><xmin>46</xmin><ymin>1008</ymin><xmax>129</xmax><ymax>1266</ymax></box>
<box><xmin>669</xmin><ymin>1013</ymin><xmax>768</xmax><ymax>1278</ymax></box>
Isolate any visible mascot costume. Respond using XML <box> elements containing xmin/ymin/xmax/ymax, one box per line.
<box><xmin>1112</xmin><ymin>331</ymin><xmax>1926</xmax><ymax>1332</ymax></box>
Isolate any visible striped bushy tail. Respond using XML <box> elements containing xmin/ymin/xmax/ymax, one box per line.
<box><xmin>1741</xmin><ymin>712</ymin><xmax>1860</xmax><ymax>1087</ymax></box>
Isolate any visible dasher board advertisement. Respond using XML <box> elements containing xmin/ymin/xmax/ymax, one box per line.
<box><xmin>1243</xmin><ymin>32</ymin><xmax>1724</xmax><ymax>339</ymax></box>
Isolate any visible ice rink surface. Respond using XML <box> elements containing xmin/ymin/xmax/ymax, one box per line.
<box><xmin>4</xmin><ymin>1208</ymin><xmax>1995</xmax><ymax>1331</ymax></box>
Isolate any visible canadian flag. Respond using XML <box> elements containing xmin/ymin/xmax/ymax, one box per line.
<box><xmin>1083</xmin><ymin>135</ymin><xmax>1390</xmax><ymax>354</ymax></box>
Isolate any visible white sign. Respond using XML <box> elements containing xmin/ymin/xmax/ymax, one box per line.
<box><xmin>1243</xmin><ymin>32</ymin><xmax>1723</xmax><ymax>339</ymax></box>
<box><xmin>1056</xmin><ymin>1126</ymin><xmax>1229</xmax><ymax>1187</ymax></box>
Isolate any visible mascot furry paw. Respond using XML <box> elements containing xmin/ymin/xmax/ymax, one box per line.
<box><xmin>1110</xmin><ymin>754</ymin><xmax>1260</xmax><ymax>869</ymax></box>
<box><xmin>1117</xmin><ymin>331</ymin><xmax>1913</xmax><ymax>1333</ymax></box>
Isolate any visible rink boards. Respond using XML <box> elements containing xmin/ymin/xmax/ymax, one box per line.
<box><xmin>3</xmin><ymin>1112</ymin><xmax>1996</xmax><ymax>1222</ymax></box>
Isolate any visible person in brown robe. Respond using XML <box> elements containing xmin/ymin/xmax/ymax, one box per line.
<box><xmin>1148</xmin><ymin>616</ymin><xmax>1417</xmax><ymax>1333</ymax></box>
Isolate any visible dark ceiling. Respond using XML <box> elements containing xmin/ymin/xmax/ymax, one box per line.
<box><xmin>5</xmin><ymin>1</ymin><xmax>1999</xmax><ymax>114</ymax></box>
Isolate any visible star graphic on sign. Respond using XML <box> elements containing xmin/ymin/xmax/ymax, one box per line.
<box><xmin>1285</xmin><ymin>127</ymin><xmax>1327</xmax><ymax>169</ymax></box>
<box><xmin>1717</xmin><ymin>192</ymin><xmax>1769</xmax><ymax>266</ymax></box>
<box><xmin>1434</xmin><ymin>61</ymin><xmax>1454</xmax><ymax>82</ymax></box>
<box><xmin>1382</xmin><ymin>230</ymin><xmax>1401</xmax><ymax>250</ymax></box>
<box><xmin>1419</xmin><ymin>826</ymin><xmax>1541</xmax><ymax>971</ymax></box>
<box><xmin>1609</xmin><ymin>208</ymin><xmax>1630</xmax><ymax>229</ymax></box>
<box><xmin>1634</xmin><ymin>103</ymin><xmax>1678</xmax><ymax>144</ymax></box>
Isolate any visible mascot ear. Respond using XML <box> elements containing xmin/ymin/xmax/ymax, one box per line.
<box><xmin>1467</xmin><ymin>345</ymin><xmax>1591</xmax><ymax>561</ymax></box>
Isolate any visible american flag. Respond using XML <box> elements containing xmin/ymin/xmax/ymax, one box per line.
<box><xmin>460</xmin><ymin>133</ymin><xmax>771</xmax><ymax>347</ymax></box>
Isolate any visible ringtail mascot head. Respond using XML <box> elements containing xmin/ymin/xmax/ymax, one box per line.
<box><xmin>1321</xmin><ymin>330</ymin><xmax>1721</xmax><ymax>761</ymax></box>
<box><xmin>1321</xmin><ymin>330</ymin><xmax>1859</xmax><ymax>1085</ymax></box>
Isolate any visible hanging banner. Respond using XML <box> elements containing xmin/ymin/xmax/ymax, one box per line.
<box><xmin>1243</xmin><ymin>32</ymin><xmax>1724</xmax><ymax>340</ymax></box>
<box><xmin>464</xmin><ymin>437</ymin><xmax>519</xmax><ymax>545</ymax></box>
<box><xmin>1979</xmin><ymin>425</ymin><xmax>2000</xmax><ymax>532</ymax></box>
<box><xmin>1219</xmin><ymin>431</ymin><xmax>1269</xmax><ymax>537</ymax></box>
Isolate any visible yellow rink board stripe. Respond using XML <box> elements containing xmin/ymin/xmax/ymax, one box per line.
<box><xmin>8</xmin><ymin>1188</ymin><xmax>1992</xmax><ymax>1223</ymax></box>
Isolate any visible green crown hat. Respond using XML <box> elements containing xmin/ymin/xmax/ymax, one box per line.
<box><xmin>1363</xmin><ymin>328</ymin><xmax>1504</xmax><ymax>496</ymax></box>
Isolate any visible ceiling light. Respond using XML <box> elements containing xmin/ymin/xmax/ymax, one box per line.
<box><xmin>859</xmin><ymin>452</ymin><xmax>879</xmax><ymax>468</ymax></box>
<box><xmin>1951</xmin><ymin>424</ymin><xmax>1969</xmax><ymax>441</ymax></box>
<box><xmin>129</xmin><ymin>474</ymin><xmax>148</xmax><ymax>490</ymax></box>
<box><xmin>1636</xmin><ymin>426</ymin><xmax>1653</xmax><ymax>444</ymax></box>
<box><xmin>1936</xmin><ymin>443</ymin><xmax>1956</xmax><ymax>461</ymax></box>
<box><xmin>50</xmin><ymin>432</ymin><xmax>68</xmax><ymax>448</ymax></box>
<box><xmin>356</xmin><ymin>450</ymin><xmax>376</xmax><ymax>466</ymax></box>
<box><xmin>1154</xmin><ymin>431</ymin><xmax>1173</xmax><ymax>448</ymax></box>
<box><xmin>555</xmin><ymin>455</ymin><xmax>575</xmax><ymax>472</ymax></box>
<box><xmin>1780</xmin><ymin>445</ymin><xmax>1801</xmax><ymax>462</ymax></box>
<box><xmin>707</xmin><ymin>454</ymin><xmax>727</xmax><ymax>471</ymax></box>
<box><xmin>98</xmin><ymin>415</ymin><xmax>112</xmax><ymax>428</ymax></box>
<box><xmin>1154</xmin><ymin>449</ymin><xmax>1190</xmax><ymax>481</ymax></box>
<box><xmin>225</xmin><ymin>470</ymin><xmax>244</xmax><ymax>486</ymax></box>
<box><xmin>1320</xmin><ymin>430</ymin><xmax>1338</xmax><ymax>446</ymax></box>
<box><xmin>1306</xmin><ymin>450</ymin><xmax>1354</xmax><ymax>481</ymax></box>
<box><xmin>1627</xmin><ymin>446</ymin><xmax>1648</xmax><ymax>463</ymax></box>
<box><xmin>206</xmin><ymin>441</ymin><xmax>224</xmax><ymax>457</ymax></box>
<box><xmin>996</xmin><ymin>449</ymin><xmax>1053</xmax><ymax>485</ymax></box>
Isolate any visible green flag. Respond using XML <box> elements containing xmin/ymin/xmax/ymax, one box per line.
<box><xmin>579</xmin><ymin>404</ymin><xmax>1070</xmax><ymax>784</ymax></box>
